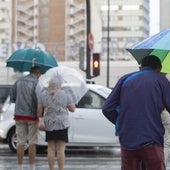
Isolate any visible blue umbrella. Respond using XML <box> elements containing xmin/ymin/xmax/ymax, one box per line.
<box><xmin>126</xmin><ymin>29</ymin><xmax>170</xmax><ymax>73</ymax></box>
<box><xmin>6</xmin><ymin>48</ymin><xmax>58</xmax><ymax>74</ymax></box>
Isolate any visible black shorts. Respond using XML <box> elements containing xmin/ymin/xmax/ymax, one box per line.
<box><xmin>45</xmin><ymin>128</ymin><xmax>68</xmax><ymax>142</ymax></box>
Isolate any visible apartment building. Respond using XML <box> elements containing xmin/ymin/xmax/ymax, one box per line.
<box><xmin>38</xmin><ymin>0</ymin><xmax>65</xmax><ymax>60</ymax></box>
<box><xmin>66</xmin><ymin>0</ymin><xmax>85</xmax><ymax>61</ymax></box>
<box><xmin>0</xmin><ymin>0</ymin><xmax>150</xmax><ymax>61</ymax></box>
<box><xmin>11</xmin><ymin>0</ymin><xmax>39</xmax><ymax>48</ymax></box>
<box><xmin>160</xmin><ymin>0</ymin><xmax>170</xmax><ymax>31</ymax></box>
<box><xmin>0</xmin><ymin>0</ymin><xmax>11</xmax><ymax>57</ymax></box>
<box><xmin>95</xmin><ymin>0</ymin><xmax>150</xmax><ymax>60</ymax></box>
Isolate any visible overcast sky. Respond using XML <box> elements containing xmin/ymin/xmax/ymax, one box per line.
<box><xmin>150</xmin><ymin>0</ymin><xmax>160</xmax><ymax>35</ymax></box>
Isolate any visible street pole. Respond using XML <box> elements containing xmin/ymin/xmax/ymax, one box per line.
<box><xmin>106</xmin><ymin>0</ymin><xmax>110</xmax><ymax>87</ymax></box>
<box><xmin>86</xmin><ymin>0</ymin><xmax>91</xmax><ymax>79</ymax></box>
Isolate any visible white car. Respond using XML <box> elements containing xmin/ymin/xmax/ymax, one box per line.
<box><xmin>0</xmin><ymin>84</ymin><xmax>119</xmax><ymax>152</ymax></box>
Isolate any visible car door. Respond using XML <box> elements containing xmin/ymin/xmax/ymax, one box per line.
<box><xmin>69</xmin><ymin>90</ymin><xmax>118</xmax><ymax>145</ymax></box>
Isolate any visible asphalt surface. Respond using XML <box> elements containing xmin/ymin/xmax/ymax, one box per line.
<box><xmin>1</xmin><ymin>144</ymin><xmax>170</xmax><ymax>170</ymax></box>
<box><xmin>0</xmin><ymin>144</ymin><xmax>121</xmax><ymax>170</ymax></box>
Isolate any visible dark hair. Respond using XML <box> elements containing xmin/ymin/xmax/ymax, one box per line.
<box><xmin>30</xmin><ymin>66</ymin><xmax>42</xmax><ymax>74</ymax></box>
<box><xmin>141</xmin><ymin>55</ymin><xmax>162</xmax><ymax>71</ymax></box>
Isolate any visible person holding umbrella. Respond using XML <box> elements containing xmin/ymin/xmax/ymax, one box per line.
<box><xmin>102</xmin><ymin>55</ymin><xmax>170</xmax><ymax>170</ymax></box>
<box><xmin>37</xmin><ymin>77</ymin><xmax>76</xmax><ymax>170</ymax></box>
<box><xmin>10</xmin><ymin>66</ymin><xmax>42</xmax><ymax>170</ymax></box>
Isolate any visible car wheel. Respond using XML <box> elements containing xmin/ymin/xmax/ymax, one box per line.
<box><xmin>8</xmin><ymin>128</ymin><xmax>17</xmax><ymax>152</ymax></box>
<box><xmin>8</xmin><ymin>128</ymin><xmax>29</xmax><ymax>153</ymax></box>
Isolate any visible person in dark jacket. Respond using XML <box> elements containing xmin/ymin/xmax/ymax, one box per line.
<box><xmin>102</xmin><ymin>55</ymin><xmax>170</xmax><ymax>170</ymax></box>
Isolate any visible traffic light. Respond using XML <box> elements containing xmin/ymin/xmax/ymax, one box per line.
<box><xmin>92</xmin><ymin>53</ymin><xmax>100</xmax><ymax>77</ymax></box>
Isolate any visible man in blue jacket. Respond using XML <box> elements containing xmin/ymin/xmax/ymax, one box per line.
<box><xmin>102</xmin><ymin>55</ymin><xmax>170</xmax><ymax>170</ymax></box>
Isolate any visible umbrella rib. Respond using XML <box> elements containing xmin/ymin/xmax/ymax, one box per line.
<box><xmin>7</xmin><ymin>60</ymin><xmax>55</xmax><ymax>67</ymax></box>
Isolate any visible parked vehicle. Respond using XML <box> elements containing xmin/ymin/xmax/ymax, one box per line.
<box><xmin>0</xmin><ymin>84</ymin><xmax>119</xmax><ymax>152</ymax></box>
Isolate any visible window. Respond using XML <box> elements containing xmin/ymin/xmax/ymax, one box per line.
<box><xmin>122</xmin><ymin>5</ymin><xmax>140</xmax><ymax>11</ymax></box>
<box><xmin>39</xmin><ymin>0</ymin><xmax>49</xmax><ymax>4</ymax></box>
<box><xmin>0</xmin><ymin>85</ymin><xmax>12</xmax><ymax>108</ymax></box>
<box><xmin>77</xmin><ymin>90</ymin><xmax>105</xmax><ymax>109</ymax></box>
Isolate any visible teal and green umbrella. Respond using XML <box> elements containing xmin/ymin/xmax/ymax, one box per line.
<box><xmin>126</xmin><ymin>29</ymin><xmax>170</xmax><ymax>73</ymax></box>
<box><xmin>6</xmin><ymin>48</ymin><xmax>58</xmax><ymax>74</ymax></box>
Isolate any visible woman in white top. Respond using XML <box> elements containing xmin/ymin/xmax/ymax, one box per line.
<box><xmin>37</xmin><ymin>78</ymin><xmax>75</xmax><ymax>170</ymax></box>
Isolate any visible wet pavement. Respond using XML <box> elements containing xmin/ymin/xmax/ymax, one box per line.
<box><xmin>1</xmin><ymin>144</ymin><xmax>170</xmax><ymax>170</ymax></box>
<box><xmin>0</xmin><ymin>157</ymin><xmax>121</xmax><ymax>170</ymax></box>
<box><xmin>0</xmin><ymin>144</ymin><xmax>121</xmax><ymax>170</ymax></box>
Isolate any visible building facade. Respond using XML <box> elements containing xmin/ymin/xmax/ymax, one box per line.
<box><xmin>38</xmin><ymin>0</ymin><xmax>65</xmax><ymax>60</ymax></box>
<box><xmin>0</xmin><ymin>0</ymin><xmax>12</xmax><ymax>57</ymax></box>
<box><xmin>160</xmin><ymin>0</ymin><xmax>170</xmax><ymax>31</ymax></box>
<box><xmin>0</xmin><ymin>0</ymin><xmax>150</xmax><ymax>61</ymax></box>
<box><xmin>11</xmin><ymin>0</ymin><xmax>39</xmax><ymax>48</ymax></box>
<box><xmin>65</xmin><ymin>0</ymin><xmax>86</xmax><ymax>61</ymax></box>
<box><xmin>94</xmin><ymin>0</ymin><xmax>150</xmax><ymax>60</ymax></box>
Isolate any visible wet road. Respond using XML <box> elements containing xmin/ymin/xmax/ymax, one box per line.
<box><xmin>0</xmin><ymin>144</ymin><xmax>121</xmax><ymax>170</ymax></box>
<box><xmin>1</xmin><ymin>144</ymin><xmax>170</xmax><ymax>170</ymax></box>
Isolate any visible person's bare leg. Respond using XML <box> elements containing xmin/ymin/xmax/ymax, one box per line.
<box><xmin>56</xmin><ymin>140</ymin><xmax>66</xmax><ymax>170</ymax></box>
<box><xmin>29</xmin><ymin>144</ymin><xmax>36</xmax><ymax>169</ymax></box>
<box><xmin>17</xmin><ymin>144</ymin><xmax>24</xmax><ymax>170</ymax></box>
<box><xmin>17</xmin><ymin>144</ymin><xmax>25</xmax><ymax>164</ymax></box>
<box><xmin>48</xmin><ymin>141</ymin><xmax>56</xmax><ymax>170</ymax></box>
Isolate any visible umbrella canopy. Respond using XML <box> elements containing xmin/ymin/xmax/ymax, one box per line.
<box><xmin>126</xmin><ymin>29</ymin><xmax>170</xmax><ymax>73</ymax></box>
<box><xmin>6</xmin><ymin>48</ymin><xmax>58</xmax><ymax>74</ymax></box>
<box><xmin>39</xmin><ymin>65</ymin><xmax>88</xmax><ymax>104</ymax></box>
